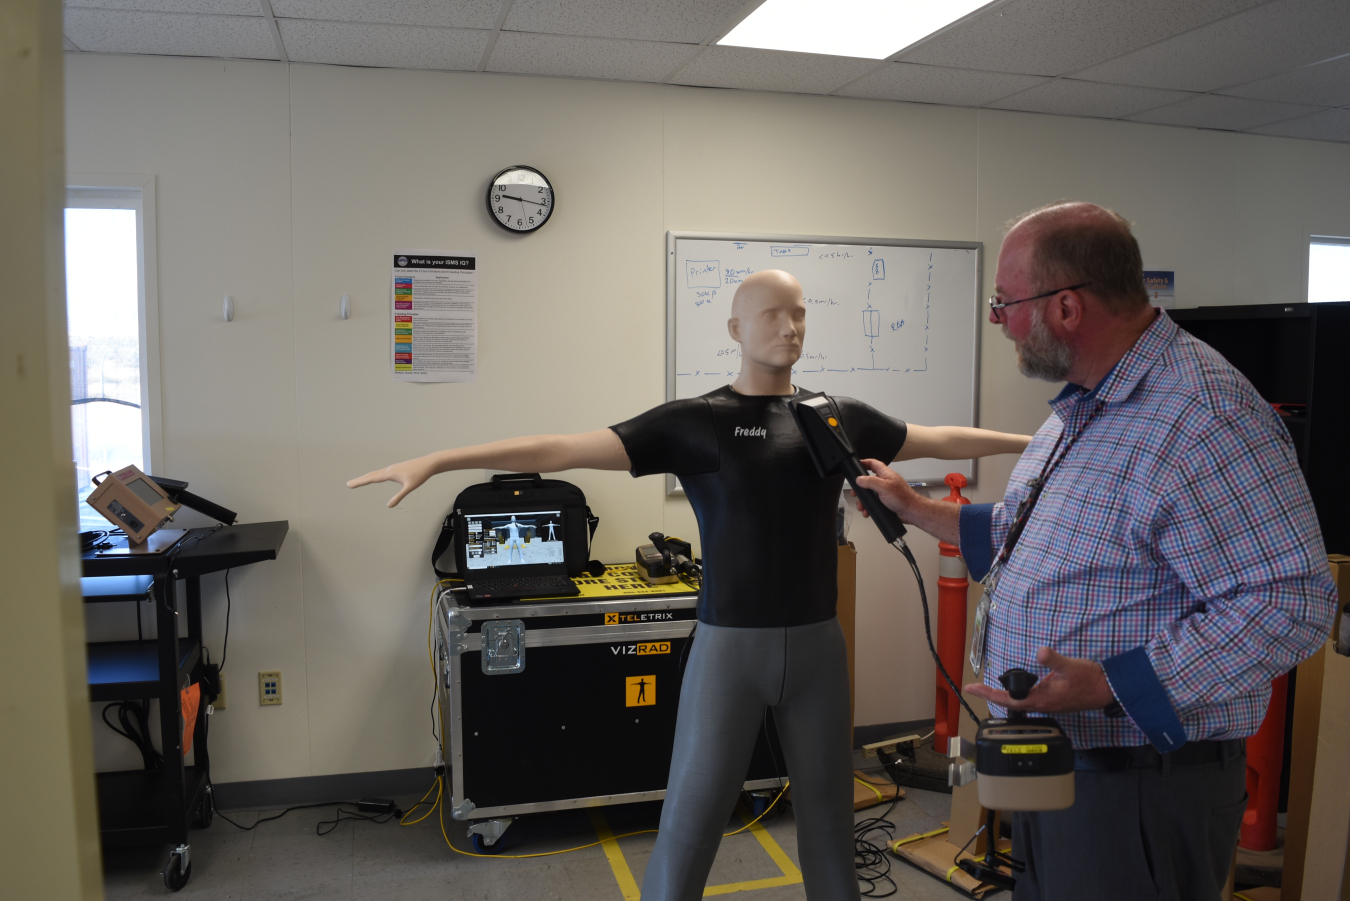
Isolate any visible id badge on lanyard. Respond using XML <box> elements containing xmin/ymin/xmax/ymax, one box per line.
<box><xmin>969</xmin><ymin>573</ymin><xmax>997</xmax><ymax>676</ymax></box>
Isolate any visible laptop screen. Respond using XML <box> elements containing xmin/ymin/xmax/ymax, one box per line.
<box><xmin>463</xmin><ymin>509</ymin><xmax>565</xmax><ymax>572</ymax></box>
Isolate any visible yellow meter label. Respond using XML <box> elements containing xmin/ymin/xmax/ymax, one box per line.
<box><xmin>626</xmin><ymin>675</ymin><xmax>655</xmax><ymax>707</ymax></box>
<box><xmin>1001</xmin><ymin>744</ymin><xmax>1048</xmax><ymax>754</ymax></box>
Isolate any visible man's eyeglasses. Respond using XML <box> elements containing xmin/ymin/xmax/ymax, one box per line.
<box><xmin>987</xmin><ymin>283</ymin><xmax>1090</xmax><ymax>318</ymax></box>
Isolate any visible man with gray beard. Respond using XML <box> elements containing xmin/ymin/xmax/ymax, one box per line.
<box><xmin>855</xmin><ymin>202</ymin><xmax>1336</xmax><ymax>900</ymax></box>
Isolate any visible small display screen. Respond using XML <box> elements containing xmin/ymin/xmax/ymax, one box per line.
<box><xmin>126</xmin><ymin>478</ymin><xmax>163</xmax><ymax>506</ymax></box>
<box><xmin>464</xmin><ymin>510</ymin><xmax>564</xmax><ymax>571</ymax></box>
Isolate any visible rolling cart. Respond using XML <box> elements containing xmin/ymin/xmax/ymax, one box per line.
<box><xmin>82</xmin><ymin>521</ymin><xmax>288</xmax><ymax>890</ymax></box>
<box><xmin>434</xmin><ymin>564</ymin><xmax>786</xmax><ymax>852</ymax></box>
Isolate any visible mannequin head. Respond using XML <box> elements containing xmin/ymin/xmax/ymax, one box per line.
<box><xmin>727</xmin><ymin>270</ymin><xmax>805</xmax><ymax>394</ymax></box>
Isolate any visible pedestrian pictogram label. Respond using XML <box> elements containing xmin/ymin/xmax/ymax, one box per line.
<box><xmin>626</xmin><ymin>675</ymin><xmax>655</xmax><ymax>707</ymax></box>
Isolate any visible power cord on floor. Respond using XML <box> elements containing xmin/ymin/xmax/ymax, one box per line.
<box><xmin>208</xmin><ymin>779</ymin><xmax>404</xmax><ymax>836</ymax></box>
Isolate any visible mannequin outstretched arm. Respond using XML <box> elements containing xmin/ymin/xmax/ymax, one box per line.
<box><xmin>347</xmin><ymin>429</ymin><xmax>630</xmax><ymax>508</ymax></box>
<box><xmin>896</xmin><ymin>425</ymin><xmax>1030</xmax><ymax>461</ymax></box>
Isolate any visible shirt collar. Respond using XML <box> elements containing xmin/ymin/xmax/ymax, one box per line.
<box><xmin>1049</xmin><ymin>309</ymin><xmax>1176</xmax><ymax>418</ymax></box>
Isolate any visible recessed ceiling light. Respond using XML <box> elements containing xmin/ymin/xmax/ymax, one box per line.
<box><xmin>719</xmin><ymin>0</ymin><xmax>994</xmax><ymax>60</ymax></box>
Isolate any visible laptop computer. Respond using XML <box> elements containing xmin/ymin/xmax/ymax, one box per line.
<box><xmin>458</xmin><ymin>507</ymin><xmax>580</xmax><ymax>602</ymax></box>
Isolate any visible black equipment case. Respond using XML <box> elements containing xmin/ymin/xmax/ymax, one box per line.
<box><xmin>435</xmin><ymin>565</ymin><xmax>786</xmax><ymax>846</ymax></box>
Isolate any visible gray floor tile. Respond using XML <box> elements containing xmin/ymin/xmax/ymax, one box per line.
<box><xmin>103</xmin><ymin>785</ymin><xmax>976</xmax><ymax>900</ymax></box>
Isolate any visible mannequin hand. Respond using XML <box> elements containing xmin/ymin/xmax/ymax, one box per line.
<box><xmin>347</xmin><ymin>455</ymin><xmax>437</xmax><ymax>508</ymax></box>
<box><xmin>854</xmin><ymin>459</ymin><xmax>922</xmax><ymax>518</ymax></box>
<box><xmin>964</xmin><ymin>647</ymin><xmax>1115</xmax><ymax>714</ymax></box>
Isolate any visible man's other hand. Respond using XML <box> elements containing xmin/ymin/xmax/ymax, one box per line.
<box><xmin>964</xmin><ymin>647</ymin><xmax>1115</xmax><ymax>714</ymax></box>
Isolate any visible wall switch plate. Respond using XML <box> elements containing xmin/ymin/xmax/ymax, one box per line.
<box><xmin>259</xmin><ymin>671</ymin><xmax>282</xmax><ymax>706</ymax></box>
<box><xmin>216</xmin><ymin>673</ymin><xmax>227</xmax><ymax>709</ymax></box>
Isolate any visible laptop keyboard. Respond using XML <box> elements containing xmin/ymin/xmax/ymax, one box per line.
<box><xmin>465</xmin><ymin>575</ymin><xmax>578</xmax><ymax>598</ymax></box>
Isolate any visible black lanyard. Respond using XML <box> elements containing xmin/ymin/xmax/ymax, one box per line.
<box><xmin>989</xmin><ymin>401</ymin><xmax>1104</xmax><ymax>576</ymax></box>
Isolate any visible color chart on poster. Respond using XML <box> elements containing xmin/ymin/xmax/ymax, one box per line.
<box><xmin>392</xmin><ymin>252</ymin><xmax>478</xmax><ymax>382</ymax></box>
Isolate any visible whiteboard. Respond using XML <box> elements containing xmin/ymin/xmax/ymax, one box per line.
<box><xmin>666</xmin><ymin>232</ymin><xmax>983</xmax><ymax>491</ymax></box>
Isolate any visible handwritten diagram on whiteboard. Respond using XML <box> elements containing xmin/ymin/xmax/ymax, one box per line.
<box><xmin>667</xmin><ymin>232</ymin><xmax>983</xmax><ymax>487</ymax></box>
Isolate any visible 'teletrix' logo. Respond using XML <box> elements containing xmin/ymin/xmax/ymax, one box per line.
<box><xmin>734</xmin><ymin>426</ymin><xmax>767</xmax><ymax>438</ymax></box>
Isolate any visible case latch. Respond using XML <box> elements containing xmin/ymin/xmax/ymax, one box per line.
<box><xmin>482</xmin><ymin>620</ymin><xmax>526</xmax><ymax>675</ymax></box>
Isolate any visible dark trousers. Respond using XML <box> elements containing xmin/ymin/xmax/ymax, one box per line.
<box><xmin>1011</xmin><ymin>747</ymin><xmax>1247</xmax><ymax>901</ymax></box>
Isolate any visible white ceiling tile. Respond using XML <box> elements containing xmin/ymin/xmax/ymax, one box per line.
<box><xmin>990</xmin><ymin>78</ymin><xmax>1193</xmax><ymax>119</ymax></box>
<box><xmin>64</xmin><ymin>8</ymin><xmax>277</xmax><ymax>58</ymax></box>
<box><xmin>64</xmin><ymin>35</ymin><xmax>82</xmax><ymax>50</ymax></box>
<box><xmin>1219</xmin><ymin>53</ymin><xmax>1350</xmax><ymax>108</ymax></box>
<box><xmin>278</xmin><ymin>20</ymin><xmax>487</xmax><ymax>69</ymax></box>
<box><xmin>1075</xmin><ymin>0</ymin><xmax>1350</xmax><ymax>92</ymax></box>
<box><xmin>1127</xmin><ymin>93</ymin><xmax>1326</xmax><ymax>131</ymax></box>
<box><xmin>900</xmin><ymin>0</ymin><xmax>1260</xmax><ymax>77</ymax></box>
<box><xmin>270</xmin><ymin>0</ymin><xmax>500</xmax><ymax>30</ymax></box>
<box><xmin>486</xmin><ymin>33</ymin><xmax>694</xmax><ymax>83</ymax></box>
<box><xmin>65</xmin><ymin>0</ymin><xmax>258</xmax><ymax>14</ymax></box>
<box><xmin>1250</xmin><ymin>107</ymin><xmax>1350</xmax><ymax>142</ymax></box>
<box><xmin>504</xmin><ymin>0</ymin><xmax>748</xmax><ymax>43</ymax></box>
<box><xmin>670</xmin><ymin>46</ymin><xmax>877</xmax><ymax>95</ymax></box>
<box><xmin>836</xmin><ymin>63</ymin><xmax>1045</xmax><ymax>106</ymax></box>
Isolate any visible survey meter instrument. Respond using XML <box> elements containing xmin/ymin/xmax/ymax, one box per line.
<box><xmin>86</xmin><ymin>464</ymin><xmax>180</xmax><ymax>544</ymax></box>
<box><xmin>974</xmin><ymin>668</ymin><xmax>1075</xmax><ymax>811</ymax></box>
<box><xmin>636</xmin><ymin>533</ymin><xmax>697</xmax><ymax>585</ymax></box>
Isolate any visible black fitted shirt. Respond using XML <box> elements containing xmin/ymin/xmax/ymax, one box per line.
<box><xmin>610</xmin><ymin>386</ymin><xmax>907</xmax><ymax>627</ymax></box>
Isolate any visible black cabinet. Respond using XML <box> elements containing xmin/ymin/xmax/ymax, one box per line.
<box><xmin>1170</xmin><ymin>302</ymin><xmax>1350</xmax><ymax>555</ymax></box>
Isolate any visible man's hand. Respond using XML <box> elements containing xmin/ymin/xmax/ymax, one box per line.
<box><xmin>855</xmin><ymin>458</ymin><xmax>923</xmax><ymax>517</ymax></box>
<box><xmin>964</xmin><ymin>647</ymin><xmax>1115</xmax><ymax>714</ymax></box>
<box><xmin>347</xmin><ymin>455</ymin><xmax>438</xmax><ymax>508</ymax></box>
<box><xmin>853</xmin><ymin>459</ymin><xmax>961</xmax><ymax>545</ymax></box>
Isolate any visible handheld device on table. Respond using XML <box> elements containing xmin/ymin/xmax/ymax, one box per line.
<box><xmin>86</xmin><ymin>464</ymin><xmax>180</xmax><ymax>545</ymax></box>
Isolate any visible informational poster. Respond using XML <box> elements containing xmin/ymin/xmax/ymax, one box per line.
<box><xmin>1143</xmin><ymin>270</ymin><xmax>1175</xmax><ymax>308</ymax></box>
<box><xmin>392</xmin><ymin>252</ymin><xmax>477</xmax><ymax>382</ymax></box>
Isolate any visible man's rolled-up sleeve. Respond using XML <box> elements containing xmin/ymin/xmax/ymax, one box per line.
<box><xmin>1115</xmin><ymin>415</ymin><xmax>1337</xmax><ymax>747</ymax></box>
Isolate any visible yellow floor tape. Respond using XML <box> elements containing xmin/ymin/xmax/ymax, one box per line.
<box><xmin>592</xmin><ymin>805</ymin><xmax>804</xmax><ymax>898</ymax></box>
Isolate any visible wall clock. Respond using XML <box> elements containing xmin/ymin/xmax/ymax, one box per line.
<box><xmin>487</xmin><ymin>165</ymin><xmax>554</xmax><ymax>234</ymax></box>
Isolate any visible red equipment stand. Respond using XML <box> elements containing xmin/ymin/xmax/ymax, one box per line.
<box><xmin>934</xmin><ymin>474</ymin><xmax>971</xmax><ymax>754</ymax></box>
<box><xmin>1240</xmin><ymin>673</ymin><xmax>1289</xmax><ymax>852</ymax></box>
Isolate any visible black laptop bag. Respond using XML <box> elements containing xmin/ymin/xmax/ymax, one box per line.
<box><xmin>431</xmin><ymin>473</ymin><xmax>600</xmax><ymax>579</ymax></box>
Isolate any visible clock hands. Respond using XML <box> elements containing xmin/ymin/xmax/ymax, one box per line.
<box><xmin>502</xmin><ymin>193</ymin><xmax>548</xmax><ymax>207</ymax></box>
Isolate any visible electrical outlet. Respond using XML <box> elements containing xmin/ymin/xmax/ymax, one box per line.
<box><xmin>216</xmin><ymin>673</ymin><xmax>227</xmax><ymax>709</ymax></box>
<box><xmin>259</xmin><ymin>671</ymin><xmax>282</xmax><ymax>706</ymax></box>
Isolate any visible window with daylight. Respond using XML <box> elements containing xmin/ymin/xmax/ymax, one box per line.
<box><xmin>66</xmin><ymin>185</ymin><xmax>158</xmax><ymax>531</ymax></box>
<box><xmin>1308</xmin><ymin>236</ymin><xmax>1350</xmax><ymax>304</ymax></box>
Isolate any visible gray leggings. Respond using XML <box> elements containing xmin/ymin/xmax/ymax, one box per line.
<box><xmin>640</xmin><ymin>618</ymin><xmax>860</xmax><ymax>901</ymax></box>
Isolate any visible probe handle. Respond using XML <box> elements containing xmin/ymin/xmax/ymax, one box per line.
<box><xmin>842</xmin><ymin>458</ymin><xmax>908</xmax><ymax>544</ymax></box>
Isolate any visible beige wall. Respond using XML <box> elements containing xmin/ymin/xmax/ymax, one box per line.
<box><xmin>1</xmin><ymin>2</ymin><xmax>104</xmax><ymax>897</ymax></box>
<box><xmin>65</xmin><ymin>53</ymin><xmax>1350</xmax><ymax>784</ymax></box>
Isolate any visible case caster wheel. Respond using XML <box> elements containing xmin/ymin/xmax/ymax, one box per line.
<box><xmin>163</xmin><ymin>846</ymin><xmax>192</xmax><ymax>891</ymax></box>
<box><xmin>471</xmin><ymin>833</ymin><xmax>504</xmax><ymax>854</ymax></box>
<box><xmin>193</xmin><ymin>789</ymin><xmax>214</xmax><ymax>829</ymax></box>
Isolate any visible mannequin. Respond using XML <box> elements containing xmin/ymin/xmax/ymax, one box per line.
<box><xmin>501</xmin><ymin>515</ymin><xmax>526</xmax><ymax>564</ymax></box>
<box><xmin>350</xmin><ymin>270</ymin><xmax>1030</xmax><ymax>899</ymax></box>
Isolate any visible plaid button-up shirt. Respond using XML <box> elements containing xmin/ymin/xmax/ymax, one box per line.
<box><xmin>960</xmin><ymin>310</ymin><xmax>1337</xmax><ymax>750</ymax></box>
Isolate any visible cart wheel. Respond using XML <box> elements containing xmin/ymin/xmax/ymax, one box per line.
<box><xmin>163</xmin><ymin>852</ymin><xmax>191</xmax><ymax>891</ymax></box>
<box><xmin>193</xmin><ymin>794</ymin><xmax>214</xmax><ymax>829</ymax></box>
<box><xmin>471</xmin><ymin>833</ymin><xmax>505</xmax><ymax>855</ymax></box>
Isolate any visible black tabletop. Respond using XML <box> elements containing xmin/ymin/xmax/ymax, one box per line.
<box><xmin>82</xmin><ymin>521</ymin><xmax>288</xmax><ymax>579</ymax></box>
